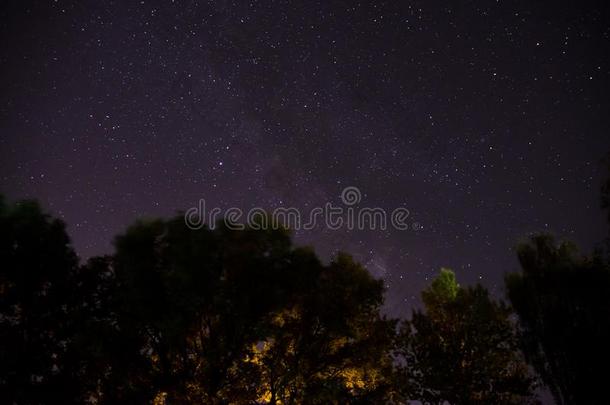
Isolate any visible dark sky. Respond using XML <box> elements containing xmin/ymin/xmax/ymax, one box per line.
<box><xmin>1</xmin><ymin>0</ymin><xmax>609</xmax><ymax>316</ymax></box>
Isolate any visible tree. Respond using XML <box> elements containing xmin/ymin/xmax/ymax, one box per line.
<box><xmin>105</xmin><ymin>214</ymin><xmax>398</xmax><ymax>403</ymax></box>
<box><xmin>0</xmin><ymin>198</ymin><xmax>399</xmax><ymax>403</ymax></box>
<box><xmin>246</xmin><ymin>252</ymin><xmax>398</xmax><ymax>404</ymax></box>
<box><xmin>104</xmin><ymin>216</ymin><xmax>297</xmax><ymax>402</ymax></box>
<box><xmin>506</xmin><ymin>234</ymin><xmax>610</xmax><ymax>405</ymax></box>
<box><xmin>397</xmin><ymin>269</ymin><xmax>535</xmax><ymax>405</ymax></box>
<box><xmin>0</xmin><ymin>197</ymin><xmax>84</xmax><ymax>403</ymax></box>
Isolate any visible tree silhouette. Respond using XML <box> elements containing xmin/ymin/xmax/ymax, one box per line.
<box><xmin>397</xmin><ymin>269</ymin><xmax>535</xmax><ymax>405</ymax></box>
<box><xmin>506</xmin><ymin>234</ymin><xmax>610</xmax><ymax>405</ymax></box>
<box><xmin>243</xmin><ymin>252</ymin><xmax>398</xmax><ymax>403</ymax></box>
<box><xmin>0</xmin><ymin>199</ymin><xmax>402</xmax><ymax>403</ymax></box>
<box><xmin>9</xmin><ymin>195</ymin><xmax>589</xmax><ymax>404</ymax></box>
<box><xmin>0</xmin><ymin>197</ymin><xmax>84</xmax><ymax>403</ymax></box>
<box><xmin>97</xmin><ymin>214</ymin><xmax>398</xmax><ymax>403</ymax></box>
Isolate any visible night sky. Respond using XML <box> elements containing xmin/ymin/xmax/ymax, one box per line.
<box><xmin>1</xmin><ymin>0</ymin><xmax>609</xmax><ymax>316</ymax></box>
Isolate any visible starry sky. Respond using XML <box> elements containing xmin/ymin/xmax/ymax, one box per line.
<box><xmin>1</xmin><ymin>0</ymin><xmax>609</xmax><ymax>316</ymax></box>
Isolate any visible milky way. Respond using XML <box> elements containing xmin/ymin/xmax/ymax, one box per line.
<box><xmin>1</xmin><ymin>1</ymin><xmax>609</xmax><ymax>316</ymax></box>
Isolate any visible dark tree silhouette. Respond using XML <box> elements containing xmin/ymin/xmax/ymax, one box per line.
<box><xmin>0</xmin><ymin>199</ymin><xmax>401</xmax><ymax>403</ymax></box>
<box><xmin>397</xmin><ymin>269</ymin><xmax>535</xmax><ymax>405</ymax></box>
<box><xmin>9</xmin><ymin>195</ymin><xmax>580</xmax><ymax>404</ymax></box>
<box><xmin>506</xmin><ymin>234</ymin><xmax>610</xmax><ymax>405</ymax></box>
<box><xmin>0</xmin><ymin>197</ymin><xmax>83</xmax><ymax>403</ymax></box>
<box><xmin>244</xmin><ymin>252</ymin><xmax>398</xmax><ymax>403</ymax></box>
<box><xmin>98</xmin><ymin>214</ymin><xmax>398</xmax><ymax>403</ymax></box>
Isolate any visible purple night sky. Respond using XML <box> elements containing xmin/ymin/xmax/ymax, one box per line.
<box><xmin>1</xmin><ymin>0</ymin><xmax>609</xmax><ymax>317</ymax></box>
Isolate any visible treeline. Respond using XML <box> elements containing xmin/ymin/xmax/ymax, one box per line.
<box><xmin>0</xmin><ymin>189</ymin><xmax>609</xmax><ymax>404</ymax></box>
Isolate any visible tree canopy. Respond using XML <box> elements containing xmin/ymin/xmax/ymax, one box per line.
<box><xmin>396</xmin><ymin>269</ymin><xmax>535</xmax><ymax>405</ymax></box>
<box><xmin>0</xmin><ymin>203</ymin><xmax>399</xmax><ymax>404</ymax></box>
<box><xmin>506</xmin><ymin>234</ymin><xmax>610</xmax><ymax>405</ymax></box>
<box><xmin>3</xmin><ymin>193</ymin><xmax>610</xmax><ymax>404</ymax></box>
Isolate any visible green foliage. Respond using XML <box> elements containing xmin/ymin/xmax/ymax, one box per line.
<box><xmin>397</xmin><ymin>269</ymin><xmax>536</xmax><ymax>405</ymax></box>
<box><xmin>421</xmin><ymin>267</ymin><xmax>459</xmax><ymax>314</ymax></box>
